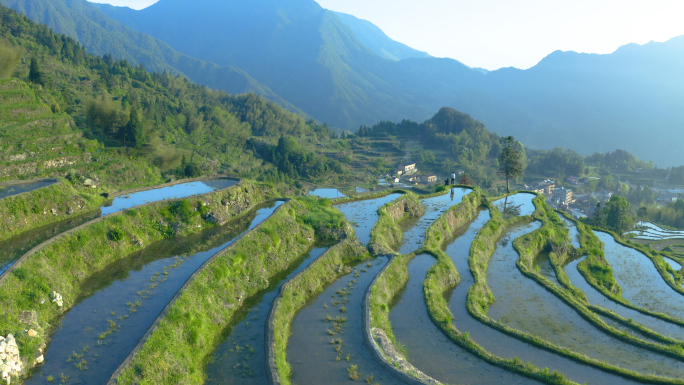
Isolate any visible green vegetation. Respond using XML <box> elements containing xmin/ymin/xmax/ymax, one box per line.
<box><xmin>0</xmin><ymin>181</ymin><xmax>272</xmax><ymax>378</ymax></box>
<box><xmin>368</xmin><ymin>192</ymin><xmax>423</xmax><ymax>255</ymax></box>
<box><xmin>270</xmin><ymin>237</ymin><xmax>371</xmax><ymax>385</ymax></box>
<box><xmin>498</xmin><ymin>136</ymin><xmax>525</xmax><ymax>194</ymax></box>
<box><xmin>116</xmin><ymin>197</ymin><xmax>339</xmax><ymax>384</ymax></box>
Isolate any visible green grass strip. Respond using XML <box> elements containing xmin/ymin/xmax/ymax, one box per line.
<box><xmin>368</xmin><ymin>191</ymin><xmax>423</xmax><ymax>255</ymax></box>
<box><xmin>115</xmin><ymin>198</ymin><xmax>329</xmax><ymax>384</ymax></box>
<box><xmin>0</xmin><ymin>181</ymin><xmax>273</xmax><ymax>379</ymax></box>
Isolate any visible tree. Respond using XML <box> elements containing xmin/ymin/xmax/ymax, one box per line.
<box><xmin>28</xmin><ymin>57</ymin><xmax>43</xmax><ymax>84</ymax></box>
<box><xmin>606</xmin><ymin>195</ymin><xmax>634</xmax><ymax>233</ymax></box>
<box><xmin>498</xmin><ymin>136</ymin><xmax>524</xmax><ymax>193</ymax></box>
<box><xmin>0</xmin><ymin>43</ymin><xmax>23</xmax><ymax>78</ymax></box>
<box><xmin>122</xmin><ymin>108</ymin><xmax>145</xmax><ymax>148</ymax></box>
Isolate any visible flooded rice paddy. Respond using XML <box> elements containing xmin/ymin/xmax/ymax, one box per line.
<box><xmin>390</xmin><ymin>252</ymin><xmax>536</xmax><ymax>384</ymax></box>
<box><xmin>205</xmin><ymin>246</ymin><xmax>329</xmax><ymax>384</ymax></box>
<box><xmin>287</xmin><ymin>257</ymin><xmax>395</xmax><ymax>384</ymax></box>
<box><xmin>445</xmin><ymin>211</ymin><xmax>638</xmax><ymax>385</ymax></box>
<box><xmin>493</xmin><ymin>192</ymin><xmax>537</xmax><ymax>218</ymax></box>
<box><xmin>335</xmin><ymin>193</ymin><xmax>402</xmax><ymax>246</ymax></box>
<box><xmin>0</xmin><ymin>179</ymin><xmax>57</xmax><ymax>199</ymax></box>
<box><xmin>565</xmin><ymin>258</ymin><xmax>684</xmax><ymax>342</ymax></box>
<box><xmin>398</xmin><ymin>188</ymin><xmax>470</xmax><ymax>254</ymax></box>
<box><xmin>25</xmin><ymin>201</ymin><xmax>282</xmax><ymax>385</ymax></box>
<box><xmin>100</xmin><ymin>178</ymin><xmax>237</xmax><ymax>216</ymax></box>
<box><xmin>488</xmin><ymin>223</ymin><xmax>684</xmax><ymax>379</ymax></box>
<box><xmin>598</xmin><ymin>231</ymin><xmax>684</xmax><ymax>320</ymax></box>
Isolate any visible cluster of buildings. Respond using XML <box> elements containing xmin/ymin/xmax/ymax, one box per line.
<box><xmin>382</xmin><ymin>161</ymin><xmax>438</xmax><ymax>186</ymax></box>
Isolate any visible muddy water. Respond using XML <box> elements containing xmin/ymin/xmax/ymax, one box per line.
<box><xmin>0</xmin><ymin>179</ymin><xmax>57</xmax><ymax>199</ymax></box>
<box><xmin>398</xmin><ymin>188</ymin><xmax>471</xmax><ymax>255</ymax></box>
<box><xmin>335</xmin><ymin>193</ymin><xmax>402</xmax><ymax>246</ymax></box>
<box><xmin>447</xmin><ymin>211</ymin><xmax>644</xmax><ymax>385</ymax></box>
<box><xmin>25</xmin><ymin>201</ymin><xmax>283</xmax><ymax>385</ymax></box>
<box><xmin>390</xmin><ymin>252</ymin><xmax>535</xmax><ymax>384</ymax></box>
<box><xmin>0</xmin><ymin>211</ymin><xmax>98</xmax><ymax>275</ymax></box>
<box><xmin>488</xmin><ymin>223</ymin><xmax>684</xmax><ymax>379</ymax></box>
<box><xmin>205</xmin><ymin>246</ymin><xmax>329</xmax><ymax>384</ymax></box>
<box><xmin>598</xmin><ymin>231</ymin><xmax>684</xmax><ymax>321</ymax></box>
<box><xmin>493</xmin><ymin>192</ymin><xmax>536</xmax><ymax>218</ymax></box>
<box><xmin>287</xmin><ymin>258</ymin><xmax>397</xmax><ymax>384</ymax></box>
<box><xmin>100</xmin><ymin>178</ymin><xmax>237</xmax><ymax>216</ymax></box>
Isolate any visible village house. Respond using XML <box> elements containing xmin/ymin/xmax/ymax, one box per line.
<box><xmin>398</xmin><ymin>162</ymin><xmax>417</xmax><ymax>175</ymax></box>
<box><xmin>426</xmin><ymin>174</ymin><xmax>437</xmax><ymax>183</ymax></box>
<box><xmin>552</xmin><ymin>187</ymin><xmax>573</xmax><ymax>206</ymax></box>
<box><xmin>527</xmin><ymin>180</ymin><xmax>555</xmax><ymax>196</ymax></box>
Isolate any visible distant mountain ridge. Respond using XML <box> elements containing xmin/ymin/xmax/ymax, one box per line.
<box><xmin>4</xmin><ymin>0</ymin><xmax>684</xmax><ymax>166</ymax></box>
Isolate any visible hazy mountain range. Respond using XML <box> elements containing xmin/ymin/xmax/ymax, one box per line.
<box><xmin>4</xmin><ymin>0</ymin><xmax>684</xmax><ymax>166</ymax></box>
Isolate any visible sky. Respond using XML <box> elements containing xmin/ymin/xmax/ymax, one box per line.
<box><xmin>87</xmin><ymin>0</ymin><xmax>684</xmax><ymax>70</ymax></box>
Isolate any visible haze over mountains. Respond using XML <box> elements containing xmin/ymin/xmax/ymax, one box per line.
<box><xmin>5</xmin><ymin>0</ymin><xmax>684</xmax><ymax>166</ymax></box>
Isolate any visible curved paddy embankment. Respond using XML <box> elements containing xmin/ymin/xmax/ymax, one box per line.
<box><xmin>25</xmin><ymin>201</ymin><xmax>282</xmax><ymax>384</ymax></box>
<box><xmin>272</xmin><ymin>193</ymin><xmax>406</xmax><ymax>385</ymax></box>
<box><xmin>0</xmin><ymin>177</ymin><xmax>239</xmax><ymax>278</ymax></box>
<box><xmin>0</xmin><ymin>180</ymin><xmax>274</xmax><ymax>382</ymax></box>
<box><xmin>598</xmin><ymin>231</ymin><xmax>684</xmax><ymax>320</ymax></box>
<box><xmin>489</xmin><ymin>221</ymin><xmax>684</xmax><ymax>381</ymax></box>
<box><xmin>204</xmin><ymin>245</ymin><xmax>329</xmax><ymax>384</ymax></box>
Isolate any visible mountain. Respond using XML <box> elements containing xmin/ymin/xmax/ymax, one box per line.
<box><xmin>7</xmin><ymin>0</ymin><xmax>684</xmax><ymax>166</ymax></box>
<box><xmin>332</xmin><ymin>12</ymin><xmax>432</xmax><ymax>61</ymax></box>
<box><xmin>94</xmin><ymin>0</ymin><xmax>484</xmax><ymax>130</ymax></box>
<box><xmin>482</xmin><ymin>38</ymin><xmax>684</xmax><ymax>165</ymax></box>
<box><xmin>0</xmin><ymin>0</ymin><xmax>304</xmax><ymax>114</ymax></box>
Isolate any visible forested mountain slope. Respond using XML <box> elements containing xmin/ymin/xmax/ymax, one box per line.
<box><xmin>0</xmin><ymin>0</ymin><xmax>304</xmax><ymax>114</ymax></box>
<box><xmin>0</xmin><ymin>5</ymin><xmax>343</xmax><ymax>190</ymax></box>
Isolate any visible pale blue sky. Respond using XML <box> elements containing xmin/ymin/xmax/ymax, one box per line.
<box><xmin>87</xmin><ymin>0</ymin><xmax>684</xmax><ymax>70</ymax></box>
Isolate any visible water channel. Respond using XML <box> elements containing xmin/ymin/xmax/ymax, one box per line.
<box><xmin>26</xmin><ymin>201</ymin><xmax>283</xmax><ymax>385</ymax></box>
<box><xmin>488</xmin><ymin>223</ymin><xmax>684</xmax><ymax>379</ymax></box>
<box><xmin>447</xmin><ymin>211</ymin><xmax>644</xmax><ymax>385</ymax></box>
<box><xmin>205</xmin><ymin>246</ymin><xmax>329</xmax><ymax>384</ymax></box>
<box><xmin>397</xmin><ymin>188</ymin><xmax>471</xmax><ymax>255</ymax></box>
<box><xmin>335</xmin><ymin>193</ymin><xmax>402</xmax><ymax>247</ymax></box>
<box><xmin>597</xmin><ymin>231</ymin><xmax>684</xmax><ymax>321</ymax></box>
<box><xmin>101</xmin><ymin>179</ymin><xmax>237</xmax><ymax>216</ymax></box>
<box><xmin>0</xmin><ymin>179</ymin><xmax>58</xmax><ymax>200</ymax></box>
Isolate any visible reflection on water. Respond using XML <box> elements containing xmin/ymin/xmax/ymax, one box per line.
<box><xmin>335</xmin><ymin>193</ymin><xmax>402</xmax><ymax>246</ymax></box>
<box><xmin>205</xmin><ymin>247</ymin><xmax>329</xmax><ymax>384</ymax></box>
<box><xmin>287</xmin><ymin>258</ymin><xmax>396</xmax><ymax>384</ymax></box>
<box><xmin>598</xmin><ymin>231</ymin><xmax>684</xmax><ymax>320</ymax></box>
<box><xmin>390</xmin><ymin>252</ymin><xmax>535</xmax><ymax>384</ymax></box>
<box><xmin>25</xmin><ymin>201</ymin><xmax>282</xmax><ymax>385</ymax></box>
<box><xmin>308</xmin><ymin>188</ymin><xmax>346</xmax><ymax>199</ymax></box>
<box><xmin>489</xmin><ymin>224</ymin><xmax>684</xmax><ymax>379</ymax></box>
<box><xmin>0</xmin><ymin>179</ymin><xmax>58</xmax><ymax>199</ymax></box>
<box><xmin>445</xmin><ymin>211</ymin><xmax>636</xmax><ymax>385</ymax></box>
<box><xmin>565</xmin><ymin>258</ymin><xmax>684</xmax><ymax>342</ymax></box>
<box><xmin>494</xmin><ymin>193</ymin><xmax>536</xmax><ymax>218</ymax></box>
<box><xmin>398</xmin><ymin>188</ymin><xmax>471</xmax><ymax>255</ymax></box>
<box><xmin>101</xmin><ymin>179</ymin><xmax>237</xmax><ymax>216</ymax></box>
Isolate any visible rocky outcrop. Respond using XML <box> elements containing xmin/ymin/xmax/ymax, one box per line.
<box><xmin>50</xmin><ymin>291</ymin><xmax>63</xmax><ymax>307</ymax></box>
<box><xmin>0</xmin><ymin>334</ymin><xmax>21</xmax><ymax>384</ymax></box>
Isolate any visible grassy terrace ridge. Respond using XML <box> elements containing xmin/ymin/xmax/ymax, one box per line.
<box><xmin>513</xmin><ymin>202</ymin><xmax>684</xmax><ymax>363</ymax></box>
<box><xmin>561</xmin><ymin>213</ymin><xmax>684</xmax><ymax>328</ymax></box>
<box><xmin>0</xmin><ymin>180</ymin><xmax>274</xmax><ymax>380</ymax></box>
<box><xmin>115</xmin><ymin>197</ymin><xmax>344</xmax><ymax>384</ymax></box>
<box><xmin>421</xmin><ymin>193</ymin><xmax>577</xmax><ymax>385</ymax></box>
<box><xmin>269</xmin><ymin>229</ymin><xmax>371</xmax><ymax>385</ymax></box>
<box><xmin>364</xmin><ymin>187</ymin><xmax>482</xmax><ymax>383</ymax></box>
<box><xmin>0</xmin><ymin>178</ymin><xmax>106</xmax><ymax>243</ymax></box>
<box><xmin>368</xmin><ymin>191</ymin><xmax>424</xmax><ymax>256</ymax></box>
<box><xmin>462</xmin><ymin>197</ymin><xmax>684</xmax><ymax>385</ymax></box>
